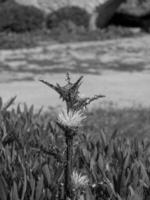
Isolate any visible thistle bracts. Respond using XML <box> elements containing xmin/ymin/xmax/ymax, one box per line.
<box><xmin>40</xmin><ymin>73</ymin><xmax>105</xmax><ymax>112</ymax></box>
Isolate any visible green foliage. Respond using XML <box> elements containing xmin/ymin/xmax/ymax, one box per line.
<box><xmin>0</xmin><ymin>99</ymin><xmax>150</xmax><ymax>200</ymax></box>
<box><xmin>0</xmin><ymin>98</ymin><xmax>150</xmax><ymax>200</ymax></box>
<box><xmin>0</xmin><ymin>74</ymin><xmax>150</xmax><ymax>200</ymax></box>
<box><xmin>0</xmin><ymin>2</ymin><xmax>44</xmax><ymax>33</ymax></box>
<box><xmin>0</xmin><ymin>32</ymin><xmax>36</xmax><ymax>49</ymax></box>
<box><xmin>48</xmin><ymin>25</ymin><xmax>135</xmax><ymax>44</ymax></box>
<box><xmin>0</xmin><ymin>25</ymin><xmax>137</xmax><ymax>49</ymax></box>
<box><xmin>0</xmin><ymin>97</ymin><xmax>65</xmax><ymax>200</ymax></box>
<box><xmin>46</xmin><ymin>6</ymin><xmax>90</xmax><ymax>30</ymax></box>
<box><xmin>83</xmin><ymin>106</ymin><xmax>150</xmax><ymax>139</ymax></box>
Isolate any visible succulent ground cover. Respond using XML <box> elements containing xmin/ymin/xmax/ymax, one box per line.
<box><xmin>0</xmin><ymin>74</ymin><xmax>150</xmax><ymax>200</ymax></box>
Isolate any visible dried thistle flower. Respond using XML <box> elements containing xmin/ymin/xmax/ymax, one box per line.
<box><xmin>71</xmin><ymin>170</ymin><xmax>89</xmax><ymax>189</ymax></box>
<box><xmin>57</xmin><ymin>109</ymin><xmax>86</xmax><ymax>128</ymax></box>
<box><xmin>40</xmin><ymin>74</ymin><xmax>83</xmax><ymax>110</ymax></box>
<box><xmin>40</xmin><ymin>73</ymin><xmax>105</xmax><ymax>111</ymax></box>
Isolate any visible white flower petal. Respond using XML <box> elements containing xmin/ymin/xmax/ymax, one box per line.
<box><xmin>71</xmin><ymin>170</ymin><xmax>89</xmax><ymax>189</ymax></box>
<box><xmin>57</xmin><ymin>109</ymin><xmax>86</xmax><ymax>128</ymax></box>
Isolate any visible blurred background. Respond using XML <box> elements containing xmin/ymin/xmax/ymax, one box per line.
<box><xmin>0</xmin><ymin>0</ymin><xmax>150</xmax><ymax>110</ymax></box>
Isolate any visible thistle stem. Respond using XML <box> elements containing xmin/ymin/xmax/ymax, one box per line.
<box><xmin>64</xmin><ymin>131</ymin><xmax>73</xmax><ymax>200</ymax></box>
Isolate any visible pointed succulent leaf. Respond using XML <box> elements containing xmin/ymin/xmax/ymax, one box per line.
<box><xmin>0</xmin><ymin>177</ymin><xmax>7</xmax><ymax>200</ymax></box>
<box><xmin>35</xmin><ymin>175</ymin><xmax>44</xmax><ymax>200</ymax></box>
<box><xmin>42</xmin><ymin>164</ymin><xmax>52</xmax><ymax>186</ymax></box>
<box><xmin>3</xmin><ymin>96</ymin><xmax>16</xmax><ymax>111</ymax></box>
<box><xmin>30</xmin><ymin>174</ymin><xmax>35</xmax><ymax>200</ymax></box>
<box><xmin>12</xmin><ymin>181</ymin><xmax>20</xmax><ymax>200</ymax></box>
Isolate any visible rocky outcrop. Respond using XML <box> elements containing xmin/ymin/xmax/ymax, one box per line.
<box><xmin>108</xmin><ymin>12</ymin><xmax>150</xmax><ymax>32</ymax></box>
<box><xmin>95</xmin><ymin>0</ymin><xmax>126</xmax><ymax>28</ymax></box>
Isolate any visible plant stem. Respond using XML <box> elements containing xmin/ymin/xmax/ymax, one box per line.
<box><xmin>64</xmin><ymin>131</ymin><xmax>73</xmax><ymax>200</ymax></box>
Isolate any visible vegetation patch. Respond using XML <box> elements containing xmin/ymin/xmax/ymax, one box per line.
<box><xmin>0</xmin><ymin>74</ymin><xmax>150</xmax><ymax>200</ymax></box>
<box><xmin>106</xmin><ymin>62</ymin><xmax>145</xmax><ymax>72</ymax></box>
<box><xmin>46</xmin><ymin>6</ymin><xmax>90</xmax><ymax>29</ymax></box>
<box><xmin>0</xmin><ymin>2</ymin><xmax>44</xmax><ymax>33</ymax></box>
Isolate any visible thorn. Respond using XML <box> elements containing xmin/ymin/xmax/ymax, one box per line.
<box><xmin>40</xmin><ymin>80</ymin><xmax>59</xmax><ymax>93</ymax></box>
<box><xmin>71</xmin><ymin>76</ymin><xmax>83</xmax><ymax>91</ymax></box>
<box><xmin>66</xmin><ymin>72</ymin><xmax>71</xmax><ymax>84</ymax></box>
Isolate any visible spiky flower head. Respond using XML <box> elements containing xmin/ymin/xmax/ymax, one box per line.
<box><xmin>71</xmin><ymin>170</ymin><xmax>89</xmax><ymax>189</ymax></box>
<box><xmin>40</xmin><ymin>73</ymin><xmax>105</xmax><ymax>111</ymax></box>
<box><xmin>57</xmin><ymin>109</ymin><xmax>86</xmax><ymax>128</ymax></box>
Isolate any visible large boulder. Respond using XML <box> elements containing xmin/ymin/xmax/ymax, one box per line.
<box><xmin>108</xmin><ymin>11</ymin><xmax>150</xmax><ymax>32</ymax></box>
<box><xmin>106</xmin><ymin>0</ymin><xmax>150</xmax><ymax>32</ymax></box>
<box><xmin>95</xmin><ymin>0</ymin><xmax>126</xmax><ymax>28</ymax></box>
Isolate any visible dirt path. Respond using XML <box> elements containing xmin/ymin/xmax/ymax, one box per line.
<box><xmin>0</xmin><ymin>34</ymin><xmax>150</xmax><ymax>110</ymax></box>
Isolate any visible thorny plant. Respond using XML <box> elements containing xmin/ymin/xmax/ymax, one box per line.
<box><xmin>40</xmin><ymin>73</ymin><xmax>105</xmax><ymax>200</ymax></box>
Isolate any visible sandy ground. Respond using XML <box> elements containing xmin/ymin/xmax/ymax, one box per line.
<box><xmin>0</xmin><ymin>35</ymin><xmax>150</xmax><ymax>110</ymax></box>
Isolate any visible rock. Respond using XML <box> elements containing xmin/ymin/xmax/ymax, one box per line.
<box><xmin>107</xmin><ymin>12</ymin><xmax>150</xmax><ymax>32</ymax></box>
<box><xmin>96</xmin><ymin>0</ymin><xmax>126</xmax><ymax>28</ymax></box>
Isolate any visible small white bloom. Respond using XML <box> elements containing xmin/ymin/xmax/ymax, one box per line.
<box><xmin>57</xmin><ymin>109</ymin><xmax>86</xmax><ymax>128</ymax></box>
<box><xmin>71</xmin><ymin>170</ymin><xmax>89</xmax><ymax>189</ymax></box>
<box><xmin>106</xmin><ymin>163</ymin><xmax>110</xmax><ymax>171</ymax></box>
